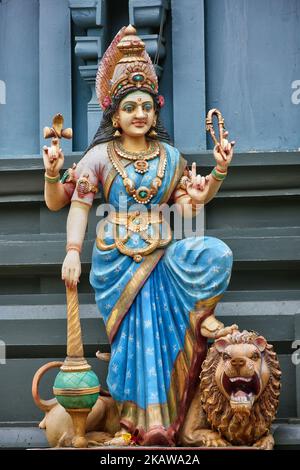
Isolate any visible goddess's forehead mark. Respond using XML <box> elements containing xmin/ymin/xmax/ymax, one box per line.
<box><xmin>120</xmin><ymin>91</ymin><xmax>152</xmax><ymax>105</ymax></box>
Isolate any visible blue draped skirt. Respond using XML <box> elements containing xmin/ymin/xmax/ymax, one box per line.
<box><xmin>90</xmin><ymin>235</ymin><xmax>232</xmax><ymax>443</ymax></box>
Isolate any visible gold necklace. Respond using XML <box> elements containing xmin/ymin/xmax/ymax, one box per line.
<box><xmin>107</xmin><ymin>141</ymin><xmax>167</xmax><ymax>204</ymax></box>
<box><xmin>114</xmin><ymin>139</ymin><xmax>159</xmax><ymax>159</ymax></box>
<box><xmin>114</xmin><ymin>139</ymin><xmax>160</xmax><ymax>174</ymax></box>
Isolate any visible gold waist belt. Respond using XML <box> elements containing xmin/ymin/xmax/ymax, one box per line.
<box><xmin>96</xmin><ymin>210</ymin><xmax>172</xmax><ymax>263</ymax></box>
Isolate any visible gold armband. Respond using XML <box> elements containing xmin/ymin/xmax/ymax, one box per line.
<box><xmin>177</xmin><ymin>175</ymin><xmax>190</xmax><ymax>191</ymax></box>
<box><xmin>77</xmin><ymin>174</ymin><xmax>98</xmax><ymax>198</ymax></box>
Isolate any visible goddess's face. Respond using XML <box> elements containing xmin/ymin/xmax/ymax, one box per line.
<box><xmin>113</xmin><ymin>91</ymin><xmax>156</xmax><ymax>137</ymax></box>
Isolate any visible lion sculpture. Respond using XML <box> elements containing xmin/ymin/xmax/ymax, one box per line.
<box><xmin>180</xmin><ymin>330</ymin><xmax>281</xmax><ymax>449</ymax></box>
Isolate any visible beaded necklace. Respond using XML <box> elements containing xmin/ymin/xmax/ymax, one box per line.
<box><xmin>107</xmin><ymin>141</ymin><xmax>167</xmax><ymax>204</ymax></box>
<box><xmin>114</xmin><ymin>139</ymin><xmax>160</xmax><ymax>174</ymax></box>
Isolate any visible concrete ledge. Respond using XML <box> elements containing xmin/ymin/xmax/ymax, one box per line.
<box><xmin>0</xmin><ymin>425</ymin><xmax>48</xmax><ymax>448</ymax></box>
<box><xmin>0</xmin><ymin>422</ymin><xmax>299</xmax><ymax>449</ymax></box>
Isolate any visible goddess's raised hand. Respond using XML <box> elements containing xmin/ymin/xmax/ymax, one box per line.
<box><xmin>42</xmin><ymin>138</ymin><xmax>64</xmax><ymax>177</ymax></box>
<box><xmin>186</xmin><ymin>162</ymin><xmax>210</xmax><ymax>204</ymax></box>
<box><xmin>213</xmin><ymin>130</ymin><xmax>235</xmax><ymax>170</ymax></box>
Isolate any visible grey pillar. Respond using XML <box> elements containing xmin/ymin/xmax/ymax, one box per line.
<box><xmin>295</xmin><ymin>314</ymin><xmax>300</xmax><ymax>418</ymax></box>
<box><xmin>0</xmin><ymin>0</ymin><xmax>39</xmax><ymax>156</ymax></box>
<box><xmin>39</xmin><ymin>0</ymin><xmax>72</xmax><ymax>153</ymax></box>
<box><xmin>171</xmin><ymin>0</ymin><xmax>206</xmax><ymax>153</ymax></box>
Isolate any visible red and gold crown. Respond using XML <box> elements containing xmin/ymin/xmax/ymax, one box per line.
<box><xmin>96</xmin><ymin>25</ymin><xmax>159</xmax><ymax>110</ymax></box>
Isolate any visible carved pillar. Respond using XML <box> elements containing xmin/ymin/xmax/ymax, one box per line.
<box><xmin>129</xmin><ymin>0</ymin><xmax>170</xmax><ymax>79</ymax></box>
<box><xmin>69</xmin><ymin>0</ymin><xmax>107</xmax><ymax>143</ymax></box>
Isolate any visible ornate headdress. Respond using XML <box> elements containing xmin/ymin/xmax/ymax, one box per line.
<box><xmin>96</xmin><ymin>25</ymin><xmax>159</xmax><ymax>110</ymax></box>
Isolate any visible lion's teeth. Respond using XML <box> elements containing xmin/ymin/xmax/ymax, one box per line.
<box><xmin>231</xmin><ymin>394</ymin><xmax>250</xmax><ymax>403</ymax></box>
<box><xmin>229</xmin><ymin>377</ymin><xmax>251</xmax><ymax>382</ymax></box>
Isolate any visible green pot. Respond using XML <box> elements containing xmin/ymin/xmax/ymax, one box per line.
<box><xmin>53</xmin><ymin>369</ymin><xmax>99</xmax><ymax>409</ymax></box>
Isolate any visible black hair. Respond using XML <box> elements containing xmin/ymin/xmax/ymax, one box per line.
<box><xmin>84</xmin><ymin>87</ymin><xmax>172</xmax><ymax>155</ymax></box>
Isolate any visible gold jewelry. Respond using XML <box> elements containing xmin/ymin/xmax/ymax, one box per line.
<box><xmin>114</xmin><ymin>139</ymin><xmax>159</xmax><ymax>160</ymax></box>
<box><xmin>77</xmin><ymin>173</ymin><xmax>98</xmax><ymax>198</ymax></box>
<box><xmin>44</xmin><ymin>172</ymin><xmax>60</xmax><ymax>183</ymax></box>
<box><xmin>114</xmin><ymin>139</ymin><xmax>160</xmax><ymax>174</ymax></box>
<box><xmin>148</xmin><ymin>118</ymin><xmax>157</xmax><ymax>138</ymax></box>
<box><xmin>177</xmin><ymin>175</ymin><xmax>190</xmax><ymax>191</ymax></box>
<box><xmin>112</xmin><ymin>119</ymin><xmax>119</xmax><ymax>128</ymax></box>
<box><xmin>148</xmin><ymin>128</ymin><xmax>158</xmax><ymax>138</ymax></box>
<box><xmin>107</xmin><ymin>141</ymin><xmax>166</xmax><ymax>204</ymax></box>
<box><xmin>66</xmin><ymin>243</ymin><xmax>82</xmax><ymax>254</ymax></box>
<box><xmin>113</xmin><ymin>129</ymin><xmax>122</xmax><ymax>138</ymax></box>
<box><xmin>96</xmin><ymin>210</ymin><xmax>172</xmax><ymax>262</ymax></box>
<box><xmin>96</xmin><ymin>25</ymin><xmax>158</xmax><ymax>109</ymax></box>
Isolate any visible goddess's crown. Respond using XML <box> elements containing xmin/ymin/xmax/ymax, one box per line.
<box><xmin>96</xmin><ymin>25</ymin><xmax>158</xmax><ymax>110</ymax></box>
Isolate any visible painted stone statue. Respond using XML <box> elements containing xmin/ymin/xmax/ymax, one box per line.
<box><xmin>40</xmin><ymin>25</ymin><xmax>238</xmax><ymax>446</ymax></box>
<box><xmin>180</xmin><ymin>330</ymin><xmax>281</xmax><ymax>449</ymax></box>
<box><xmin>32</xmin><ymin>330</ymin><xmax>281</xmax><ymax>448</ymax></box>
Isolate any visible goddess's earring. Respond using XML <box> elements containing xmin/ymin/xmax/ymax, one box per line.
<box><xmin>148</xmin><ymin>128</ymin><xmax>158</xmax><ymax>138</ymax></box>
<box><xmin>112</xmin><ymin>118</ymin><xmax>121</xmax><ymax>137</ymax></box>
<box><xmin>148</xmin><ymin>120</ymin><xmax>158</xmax><ymax>138</ymax></box>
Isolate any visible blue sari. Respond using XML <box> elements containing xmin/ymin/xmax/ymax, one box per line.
<box><xmin>89</xmin><ymin>142</ymin><xmax>232</xmax><ymax>445</ymax></box>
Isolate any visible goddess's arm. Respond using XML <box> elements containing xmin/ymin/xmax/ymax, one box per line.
<box><xmin>172</xmin><ymin>172</ymin><xmax>223</xmax><ymax>214</ymax></box>
<box><xmin>42</xmin><ymin>115</ymin><xmax>74</xmax><ymax>211</ymax></box>
<box><xmin>172</xmin><ymin>132</ymin><xmax>234</xmax><ymax>214</ymax></box>
<box><xmin>62</xmin><ymin>201</ymin><xmax>90</xmax><ymax>289</ymax></box>
<box><xmin>200</xmin><ymin>173</ymin><xmax>223</xmax><ymax>205</ymax></box>
<box><xmin>60</xmin><ymin>150</ymin><xmax>100</xmax><ymax>288</ymax></box>
<box><xmin>44</xmin><ymin>179</ymin><xmax>72</xmax><ymax>211</ymax></box>
<box><xmin>44</xmin><ymin>146</ymin><xmax>100</xmax><ymax>212</ymax></box>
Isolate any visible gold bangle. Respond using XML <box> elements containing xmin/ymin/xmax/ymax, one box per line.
<box><xmin>66</xmin><ymin>243</ymin><xmax>82</xmax><ymax>254</ymax></box>
<box><xmin>45</xmin><ymin>172</ymin><xmax>60</xmax><ymax>183</ymax></box>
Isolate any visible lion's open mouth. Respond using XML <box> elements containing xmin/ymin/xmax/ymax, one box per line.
<box><xmin>223</xmin><ymin>373</ymin><xmax>260</xmax><ymax>406</ymax></box>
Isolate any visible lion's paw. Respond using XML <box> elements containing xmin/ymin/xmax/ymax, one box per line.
<box><xmin>213</xmin><ymin>324</ymin><xmax>239</xmax><ymax>339</ymax></box>
<box><xmin>253</xmin><ymin>434</ymin><xmax>274</xmax><ymax>450</ymax></box>
<box><xmin>198</xmin><ymin>430</ymin><xmax>230</xmax><ymax>447</ymax></box>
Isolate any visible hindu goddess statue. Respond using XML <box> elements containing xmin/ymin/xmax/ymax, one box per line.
<box><xmin>42</xmin><ymin>26</ymin><xmax>237</xmax><ymax>446</ymax></box>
